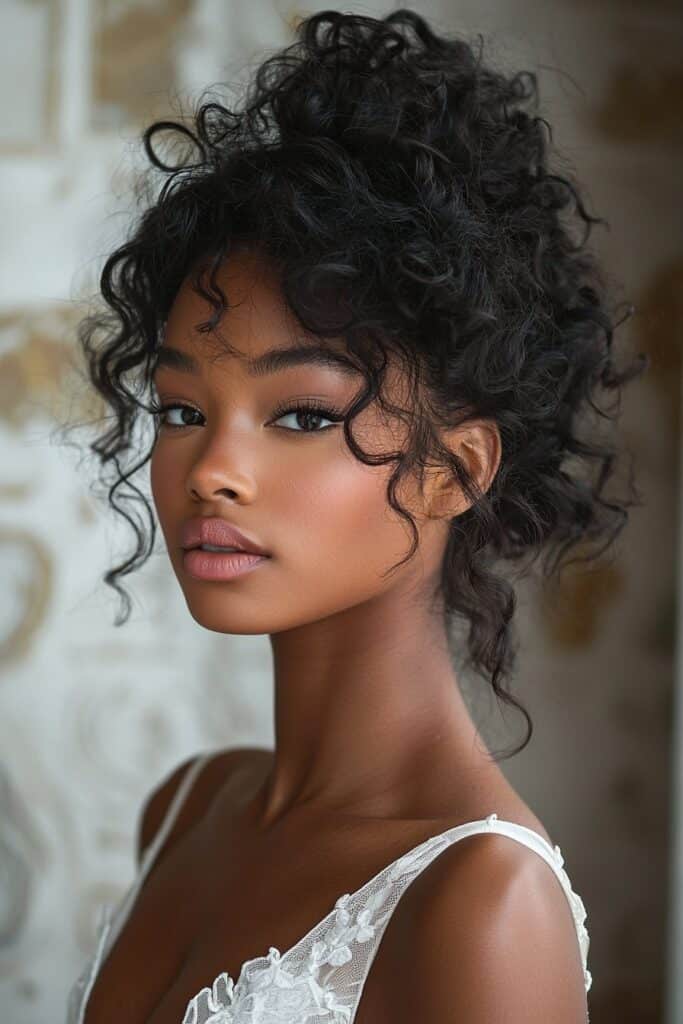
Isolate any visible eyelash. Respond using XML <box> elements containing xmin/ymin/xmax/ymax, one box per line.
<box><xmin>150</xmin><ymin>398</ymin><xmax>345</xmax><ymax>434</ymax></box>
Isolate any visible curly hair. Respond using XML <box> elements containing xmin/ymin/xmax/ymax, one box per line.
<box><xmin>74</xmin><ymin>8</ymin><xmax>647</xmax><ymax>759</ymax></box>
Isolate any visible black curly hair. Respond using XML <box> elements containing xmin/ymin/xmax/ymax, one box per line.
<box><xmin>74</xmin><ymin>8</ymin><xmax>647</xmax><ymax>759</ymax></box>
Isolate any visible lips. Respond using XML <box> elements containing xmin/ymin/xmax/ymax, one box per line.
<box><xmin>181</xmin><ymin>517</ymin><xmax>270</xmax><ymax>557</ymax></box>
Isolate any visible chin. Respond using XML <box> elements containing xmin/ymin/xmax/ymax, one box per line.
<box><xmin>181</xmin><ymin>590</ymin><xmax>273</xmax><ymax>635</ymax></box>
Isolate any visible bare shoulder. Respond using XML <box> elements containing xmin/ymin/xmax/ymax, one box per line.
<box><xmin>356</xmin><ymin>829</ymin><xmax>588</xmax><ymax>1024</ymax></box>
<box><xmin>136</xmin><ymin>745</ymin><xmax>271</xmax><ymax>864</ymax></box>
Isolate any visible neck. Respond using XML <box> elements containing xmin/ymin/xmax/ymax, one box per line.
<box><xmin>255</xmin><ymin>589</ymin><xmax>495</xmax><ymax>828</ymax></box>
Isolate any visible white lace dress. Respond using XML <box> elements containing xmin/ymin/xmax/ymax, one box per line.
<box><xmin>67</xmin><ymin>753</ymin><xmax>592</xmax><ymax>1024</ymax></box>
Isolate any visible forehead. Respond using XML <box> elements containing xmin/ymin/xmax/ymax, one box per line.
<box><xmin>155</xmin><ymin>249</ymin><xmax>363</xmax><ymax>381</ymax></box>
<box><xmin>164</xmin><ymin>245</ymin><xmax>293</xmax><ymax>341</ymax></box>
<box><xmin>152</xmin><ymin>337</ymin><xmax>364</xmax><ymax>381</ymax></box>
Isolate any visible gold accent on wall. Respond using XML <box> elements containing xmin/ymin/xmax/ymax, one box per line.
<box><xmin>539</xmin><ymin>554</ymin><xmax>624</xmax><ymax>649</ymax></box>
<box><xmin>593</xmin><ymin>62</ymin><xmax>683</xmax><ymax>146</ymax></box>
<box><xmin>92</xmin><ymin>0</ymin><xmax>194</xmax><ymax>129</ymax></box>
<box><xmin>0</xmin><ymin>482</ymin><xmax>35</xmax><ymax>501</ymax></box>
<box><xmin>0</xmin><ymin>305</ymin><xmax>104</xmax><ymax>432</ymax></box>
<box><xmin>0</xmin><ymin>527</ymin><xmax>53</xmax><ymax>668</ymax></box>
<box><xmin>284</xmin><ymin>8</ymin><xmax>307</xmax><ymax>34</ymax></box>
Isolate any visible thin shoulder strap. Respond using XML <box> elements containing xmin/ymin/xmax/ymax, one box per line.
<box><xmin>138</xmin><ymin>750</ymin><xmax>215</xmax><ymax>885</ymax></box>
<box><xmin>415</xmin><ymin>814</ymin><xmax>590</xmax><ymax>986</ymax></box>
<box><xmin>428</xmin><ymin>816</ymin><xmax>592</xmax><ymax>994</ymax></box>
<box><xmin>475</xmin><ymin>814</ymin><xmax>564</xmax><ymax>873</ymax></box>
<box><xmin>345</xmin><ymin>812</ymin><xmax>591</xmax><ymax>1023</ymax></box>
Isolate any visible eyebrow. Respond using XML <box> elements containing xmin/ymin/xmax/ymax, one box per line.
<box><xmin>152</xmin><ymin>343</ymin><xmax>362</xmax><ymax>380</ymax></box>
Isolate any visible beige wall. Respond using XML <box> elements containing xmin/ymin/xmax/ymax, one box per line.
<box><xmin>0</xmin><ymin>2</ymin><xmax>678</xmax><ymax>1022</ymax></box>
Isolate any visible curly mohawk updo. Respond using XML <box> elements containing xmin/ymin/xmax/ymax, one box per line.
<box><xmin>77</xmin><ymin>8</ymin><xmax>647</xmax><ymax>759</ymax></box>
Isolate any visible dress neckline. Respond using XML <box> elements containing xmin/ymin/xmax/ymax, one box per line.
<box><xmin>218</xmin><ymin>813</ymin><xmax>564</xmax><ymax>993</ymax></box>
<box><xmin>86</xmin><ymin>813</ymin><xmax>568</xmax><ymax>1022</ymax></box>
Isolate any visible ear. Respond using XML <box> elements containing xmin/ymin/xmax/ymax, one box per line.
<box><xmin>424</xmin><ymin>419</ymin><xmax>502</xmax><ymax>520</ymax></box>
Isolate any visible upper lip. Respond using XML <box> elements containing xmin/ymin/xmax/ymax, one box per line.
<box><xmin>181</xmin><ymin>517</ymin><xmax>270</xmax><ymax>556</ymax></box>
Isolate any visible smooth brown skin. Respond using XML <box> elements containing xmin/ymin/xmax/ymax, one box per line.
<box><xmin>82</xmin><ymin>246</ymin><xmax>588</xmax><ymax>1022</ymax></box>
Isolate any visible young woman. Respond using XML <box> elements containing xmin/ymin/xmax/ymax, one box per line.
<box><xmin>66</xmin><ymin>9</ymin><xmax>645</xmax><ymax>1023</ymax></box>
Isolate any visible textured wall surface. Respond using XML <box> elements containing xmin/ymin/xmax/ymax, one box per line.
<box><xmin>0</xmin><ymin>1</ymin><xmax>679</xmax><ymax>1022</ymax></box>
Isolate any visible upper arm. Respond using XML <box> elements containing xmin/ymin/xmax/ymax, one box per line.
<box><xmin>376</xmin><ymin>835</ymin><xmax>588</xmax><ymax>1024</ymax></box>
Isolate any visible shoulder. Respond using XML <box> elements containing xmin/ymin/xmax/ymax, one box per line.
<box><xmin>136</xmin><ymin>745</ymin><xmax>270</xmax><ymax>865</ymax></box>
<box><xmin>360</xmin><ymin>829</ymin><xmax>588</xmax><ymax>1024</ymax></box>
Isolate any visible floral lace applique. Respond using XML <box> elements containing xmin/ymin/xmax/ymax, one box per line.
<box><xmin>181</xmin><ymin>880</ymin><xmax>398</xmax><ymax>1024</ymax></box>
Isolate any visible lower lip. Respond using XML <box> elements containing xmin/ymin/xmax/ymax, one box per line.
<box><xmin>182</xmin><ymin>548</ymin><xmax>269</xmax><ymax>581</ymax></box>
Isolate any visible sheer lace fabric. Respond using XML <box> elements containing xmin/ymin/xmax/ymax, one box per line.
<box><xmin>66</xmin><ymin>755</ymin><xmax>592</xmax><ymax>1024</ymax></box>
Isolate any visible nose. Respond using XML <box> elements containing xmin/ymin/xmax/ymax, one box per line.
<box><xmin>185</xmin><ymin>446</ymin><xmax>257</xmax><ymax>505</ymax></box>
<box><xmin>188</xmin><ymin>482</ymin><xmax>238</xmax><ymax>502</ymax></box>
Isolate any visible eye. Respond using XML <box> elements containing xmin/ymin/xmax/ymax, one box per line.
<box><xmin>151</xmin><ymin>402</ymin><xmax>203</xmax><ymax>430</ymax></box>
<box><xmin>150</xmin><ymin>399</ymin><xmax>344</xmax><ymax>434</ymax></box>
<box><xmin>270</xmin><ymin>399</ymin><xmax>343</xmax><ymax>433</ymax></box>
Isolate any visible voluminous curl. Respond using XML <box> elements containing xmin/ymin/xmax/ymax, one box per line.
<box><xmin>74</xmin><ymin>9</ymin><xmax>647</xmax><ymax>758</ymax></box>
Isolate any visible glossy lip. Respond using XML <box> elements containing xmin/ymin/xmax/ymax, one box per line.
<box><xmin>182</xmin><ymin>548</ymin><xmax>268</xmax><ymax>581</ymax></box>
<box><xmin>181</xmin><ymin>516</ymin><xmax>271</xmax><ymax>557</ymax></box>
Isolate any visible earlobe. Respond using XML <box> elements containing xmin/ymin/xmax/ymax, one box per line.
<box><xmin>422</xmin><ymin>465</ymin><xmax>468</xmax><ymax>521</ymax></box>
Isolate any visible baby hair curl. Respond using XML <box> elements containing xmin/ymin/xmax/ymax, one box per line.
<box><xmin>76</xmin><ymin>9</ymin><xmax>647</xmax><ymax>759</ymax></box>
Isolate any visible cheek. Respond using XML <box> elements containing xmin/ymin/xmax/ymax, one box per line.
<box><xmin>274</xmin><ymin>450</ymin><xmax>411</xmax><ymax>588</ymax></box>
<box><xmin>149</xmin><ymin>445</ymin><xmax>181</xmax><ymax>527</ymax></box>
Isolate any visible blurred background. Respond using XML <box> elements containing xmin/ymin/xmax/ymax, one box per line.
<box><xmin>0</xmin><ymin>1</ymin><xmax>680</xmax><ymax>1022</ymax></box>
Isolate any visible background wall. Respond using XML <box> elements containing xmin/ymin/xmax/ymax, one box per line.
<box><xmin>0</xmin><ymin>2</ymin><xmax>679</xmax><ymax>1022</ymax></box>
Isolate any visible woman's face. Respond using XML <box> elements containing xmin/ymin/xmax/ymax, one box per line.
<box><xmin>149</xmin><ymin>247</ymin><xmax>450</xmax><ymax>635</ymax></box>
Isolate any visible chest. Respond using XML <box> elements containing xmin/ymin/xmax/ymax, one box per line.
<box><xmin>79</xmin><ymin>817</ymin><xmax>431</xmax><ymax>1024</ymax></box>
